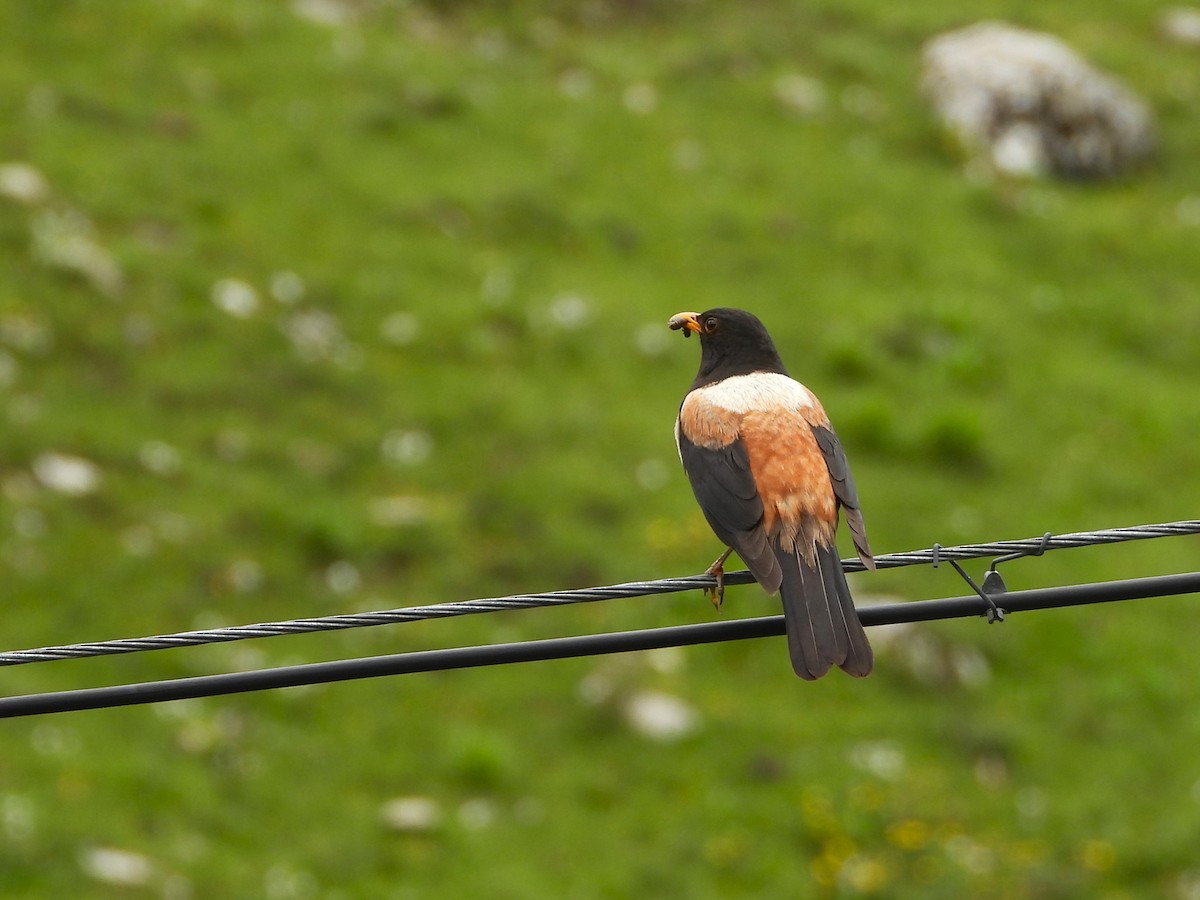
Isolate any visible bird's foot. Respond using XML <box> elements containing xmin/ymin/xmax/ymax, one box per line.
<box><xmin>704</xmin><ymin>565</ymin><xmax>725</xmax><ymax>610</ymax></box>
<box><xmin>704</xmin><ymin>549</ymin><xmax>733</xmax><ymax>611</ymax></box>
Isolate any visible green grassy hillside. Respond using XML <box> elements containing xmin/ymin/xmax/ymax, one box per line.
<box><xmin>2</xmin><ymin>1</ymin><xmax>1198</xmax><ymax>896</ymax></box>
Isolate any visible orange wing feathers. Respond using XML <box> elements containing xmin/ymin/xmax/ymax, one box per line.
<box><xmin>740</xmin><ymin>409</ymin><xmax>838</xmax><ymax>557</ymax></box>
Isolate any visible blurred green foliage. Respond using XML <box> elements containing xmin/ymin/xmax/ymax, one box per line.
<box><xmin>1</xmin><ymin>0</ymin><xmax>1199</xmax><ymax>896</ymax></box>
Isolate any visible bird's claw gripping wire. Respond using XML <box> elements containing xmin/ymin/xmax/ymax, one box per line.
<box><xmin>933</xmin><ymin>543</ymin><xmax>1006</xmax><ymax>623</ymax></box>
<box><xmin>705</xmin><ymin>548</ymin><xmax>734</xmax><ymax>610</ymax></box>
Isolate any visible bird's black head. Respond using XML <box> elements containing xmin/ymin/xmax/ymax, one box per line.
<box><xmin>669</xmin><ymin>307</ymin><xmax>788</xmax><ymax>387</ymax></box>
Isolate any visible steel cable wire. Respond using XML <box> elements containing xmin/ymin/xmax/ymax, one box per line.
<box><xmin>1</xmin><ymin>519</ymin><xmax>1197</xmax><ymax>667</ymax></box>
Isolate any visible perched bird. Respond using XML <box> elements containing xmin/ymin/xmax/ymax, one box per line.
<box><xmin>669</xmin><ymin>308</ymin><xmax>876</xmax><ymax>680</ymax></box>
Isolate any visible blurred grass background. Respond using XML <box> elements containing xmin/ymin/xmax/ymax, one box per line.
<box><xmin>1</xmin><ymin>0</ymin><xmax>1199</xmax><ymax>896</ymax></box>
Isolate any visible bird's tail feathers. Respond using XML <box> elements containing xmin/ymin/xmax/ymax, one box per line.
<box><xmin>776</xmin><ymin>541</ymin><xmax>873</xmax><ymax>680</ymax></box>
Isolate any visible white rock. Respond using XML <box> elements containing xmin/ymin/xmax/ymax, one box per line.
<box><xmin>623</xmin><ymin>82</ymin><xmax>658</xmax><ymax>115</ymax></box>
<box><xmin>32</xmin><ymin>452</ymin><xmax>101</xmax><ymax>496</ymax></box>
<box><xmin>292</xmin><ymin>0</ymin><xmax>354</xmax><ymax>27</ymax></box>
<box><xmin>1161</xmin><ymin>7</ymin><xmax>1200</xmax><ymax>45</ymax></box>
<box><xmin>210</xmin><ymin>278</ymin><xmax>260</xmax><ymax>318</ymax></box>
<box><xmin>79</xmin><ymin>847</ymin><xmax>153</xmax><ymax>886</ymax></box>
<box><xmin>0</xmin><ymin>162</ymin><xmax>49</xmax><ymax>204</ymax></box>
<box><xmin>457</xmin><ymin>797</ymin><xmax>497</xmax><ymax>830</ymax></box>
<box><xmin>547</xmin><ymin>292</ymin><xmax>591</xmax><ymax>330</ymax></box>
<box><xmin>381</xmin><ymin>429</ymin><xmax>433</xmax><ymax>466</ymax></box>
<box><xmin>30</xmin><ymin>207</ymin><xmax>124</xmax><ymax>295</ymax></box>
<box><xmin>558</xmin><ymin>67</ymin><xmax>594</xmax><ymax>100</ymax></box>
<box><xmin>622</xmin><ymin>690</ymin><xmax>699</xmax><ymax>742</ymax></box>
<box><xmin>635</xmin><ymin>458</ymin><xmax>669</xmax><ymax>492</ymax></box>
<box><xmin>324</xmin><ymin>560</ymin><xmax>360</xmax><ymax>594</ymax></box>
<box><xmin>850</xmin><ymin>739</ymin><xmax>906</xmax><ymax>780</ymax></box>
<box><xmin>138</xmin><ymin>440</ymin><xmax>181</xmax><ymax>476</ymax></box>
<box><xmin>380</xmin><ymin>312</ymin><xmax>420</xmax><ymax>345</ymax></box>
<box><xmin>280</xmin><ymin>308</ymin><xmax>350</xmax><ymax>362</ymax></box>
<box><xmin>270</xmin><ymin>270</ymin><xmax>306</xmax><ymax>304</ymax></box>
<box><xmin>922</xmin><ymin>22</ymin><xmax>1155</xmax><ymax>178</ymax></box>
<box><xmin>380</xmin><ymin>796</ymin><xmax>442</xmax><ymax>832</ymax></box>
<box><xmin>367</xmin><ymin>495</ymin><xmax>429</xmax><ymax>528</ymax></box>
<box><xmin>775</xmin><ymin>74</ymin><xmax>827</xmax><ymax>116</ymax></box>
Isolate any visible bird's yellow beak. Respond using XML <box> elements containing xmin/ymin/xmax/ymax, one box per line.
<box><xmin>668</xmin><ymin>311</ymin><xmax>702</xmax><ymax>338</ymax></box>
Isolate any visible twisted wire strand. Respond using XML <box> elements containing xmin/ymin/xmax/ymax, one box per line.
<box><xmin>2</xmin><ymin>519</ymin><xmax>1197</xmax><ymax>667</ymax></box>
<box><xmin>859</xmin><ymin>520</ymin><xmax>1200</xmax><ymax>571</ymax></box>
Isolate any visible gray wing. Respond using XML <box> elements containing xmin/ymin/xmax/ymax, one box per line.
<box><xmin>812</xmin><ymin>424</ymin><xmax>874</xmax><ymax>569</ymax></box>
<box><xmin>676</xmin><ymin>425</ymin><xmax>781</xmax><ymax>593</ymax></box>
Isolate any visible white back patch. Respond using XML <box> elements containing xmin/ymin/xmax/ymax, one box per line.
<box><xmin>694</xmin><ymin>372</ymin><xmax>816</xmax><ymax>414</ymax></box>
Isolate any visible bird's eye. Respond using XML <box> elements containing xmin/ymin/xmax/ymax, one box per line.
<box><xmin>704</xmin><ymin>316</ymin><xmax>719</xmax><ymax>332</ymax></box>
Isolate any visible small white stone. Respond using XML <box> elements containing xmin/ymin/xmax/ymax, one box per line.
<box><xmin>0</xmin><ymin>162</ymin><xmax>49</xmax><ymax>204</ymax></box>
<box><xmin>31</xmin><ymin>207</ymin><xmax>124</xmax><ymax>296</ymax></box>
<box><xmin>214</xmin><ymin>429</ymin><xmax>249</xmax><ymax>461</ymax></box>
<box><xmin>633</xmin><ymin>322</ymin><xmax>670</xmax><ymax>358</ymax></box>
<box><xmin>623</xmin><ymin>690</ymin><xmax>699</xmax><ymax>742</ymax></box>
<box><xmin>79</xmin><ymin>847</ymin><xmax>153</xmax><ymax>886</ymax></box>
<box><xmin>380</xmin><ymin>312</ymin><xmax>420</xmax><ymax>345</ymax></box>
<box><xmin>481</xmin><ymin>268</ymin><xmax>514</xmax><ymax>305</ymax></box>
<box><xmin>380</xmin><ymin>796</ymin><xmax>442</xmax><ymax>832</ymax></box>
<box><xmin>458</xmin><ymin>797</ymin><xmax>497</xmax><ymax>830</ymax></box>
<box><xmin>623</xmin><ymin>82</ymin><xmax>658</xmax><ymax>115</ymax></box>
<box><xmin>0</xmin><ymin>350</ymin><xmax>18</xmax><ymax>388</ymax></box>
<box><xmin>1161</xmin><ymin>7</ymin><xmax>1200</xmax><ymax>44</ymax></box>
<box><xmin>270</xmin><ymin>270</ymin><xmax>306</xmax><ymax>304</ymax></box>
<box><xmin>367</xmin><ymin>495</ymin><xmax>429</xmax><ymax>528</ymax></box>
<box><xmin>644</xmin><ymin>646</ymin><xmax>686</xmax><ymax>675</ymax></box>
<box><xmin>280</xmin><ymin>309</ymin><xmax>348</xmax><ymax>361</ymax></box>
<box><xmin>775</xmin><ymin>74</ymin><xmax>827</xmax><ymax>116</ymax></box>
<box><xmin>635</xmin><ymin>459</ymin><xmax>669</xmax><ymax>492</ymax></box>
<box><xmin>120</xmin><ymin>524</ymin><xmax>156</xmax><ymax>557</ymax></box>
<box><xmin>850</xmin><ymin>740</ymin><xmax>906</xmax><ymax>780</ymax></box>
<box><xmin>12</xmin><ymin>507</ymin><xmax>46</xmax><ymax>539</ymax></box>
<box><xmin>325</xmin><ymin>560</ymin><xmax>360</xmax><ymax>594</ymax></box>
<box><xmin>381</xmin><ymin>429</ymin><xmax>433</xmax><ymax>466</ymax></box>
<box><xmin>1016</xmin><ymin>786</ymin><xmax>1047</xmax><ymax>821</ymax></box>
<box><xmin>577</xmin><ymin>671</ymin><xmax>614</xmax><ymax>706</ymax></box>
<box><xmin>138</xmin><ymin>440</ymin><xmax>181</xmax><ymax>476</ymax></box>
<box><xmin>0</xmin><ymin>314</ymin><xmax>52</xmax><ymax>353</ymax></box>
<box><xmin>944</xmin><ymin>835</ymin><xmax>995</xmax><ymax>874</ymax></box>
<box><xmin>1176</xmin><ymin>194</ymin><xmax>1200</xmax><ymax>227</ymax></box>
<box><xmin>951</xmin><ymin>645</ymin><xmax>992</xmax><ymax>688</ymax></box>
<box><xmin>548</xmin><ymin>293</ymin><xmax>591</xmax><ymax>330</ymax></box>
<box><xmin>672</xmin><ymin>139</ymin><xmax>706</xmax><ymax>173</ymax></box>
<box><xmin>2</xmin><ymin>794</ymin><xmax>35</xmax><ymax>842</ymax></box>
<box><xmin>211</xmin><ymin>278</ymin><xmax>259</xmax><ymax>318</ymax></box>
<box><xmin>292</xmin><ymin>0</ymin><xmax>353</xmax><ymax>27</ymax></box>
<box><xmin>263</xmin><ymin>864</ymin><xmax>318</xmax><ymax>900</ymax></box>
<box><xmin>558</xmin><ymin>68</ymin><xmax>594</xmax><ymax>99</ymax></box>
<box><xmin>228</xmin><ymin>558</ymin><xmax>265</xmax><ymax>593</ymax></box>
<box><xmin>32</xmin><ymin>452</ymin><xmax>100</xmax><ymax>496</ymax></box>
